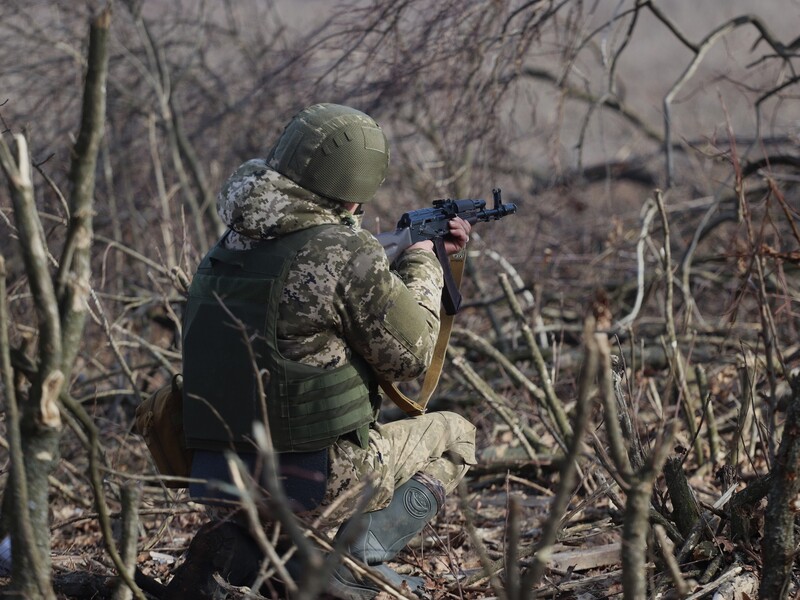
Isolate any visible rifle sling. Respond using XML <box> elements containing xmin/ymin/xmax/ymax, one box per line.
<box><xmin>435</xmin><ymin>236</ymin><xmax>462</xmax><ymax>315</ymax></box>
<box><xmin>379</xmin><ymin>246</ymin><xmax>467</xmax><ymax>416</ymax></box>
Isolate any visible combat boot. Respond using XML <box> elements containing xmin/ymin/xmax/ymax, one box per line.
<box><xmin>164</xmin><ymin>520</ymin><xmax>262</xmax><ymax>600</ymax></box>
<box><xmin>327</xmin><ymin>473</ymin><xmax>445</xmax><ymax>600</ymax></box>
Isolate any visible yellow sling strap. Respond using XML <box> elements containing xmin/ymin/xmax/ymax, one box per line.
<box><xmin>379</xmin><ymin>247</ymin><xmax>467</xmax><ymax>416</ymax></box>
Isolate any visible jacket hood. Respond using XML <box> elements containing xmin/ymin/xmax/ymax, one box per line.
<box><xmin>217</xmin><ymin>159</ymin><xmax>360</xmax><ymax>239</ymax></box>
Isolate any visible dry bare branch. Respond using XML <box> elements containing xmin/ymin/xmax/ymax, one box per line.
<box><xmin>499</xmin><ymin>273</ymin><xmax>572</xmax><ymax>444</ymax></box>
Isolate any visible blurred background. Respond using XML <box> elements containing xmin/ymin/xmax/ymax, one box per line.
<box><xmin>1</xmin><ymin>1</ymin><xmax>799</xmax><ymax>597</ymax></box>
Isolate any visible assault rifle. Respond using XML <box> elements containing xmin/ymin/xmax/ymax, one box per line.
<box><xmin>376</xmin><ymin>189</ymin><xmax>517</xmax><ymax>315</ymax></box>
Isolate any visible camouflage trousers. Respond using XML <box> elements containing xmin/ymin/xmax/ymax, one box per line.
<box><xmin>204</xmin><ymin>411</ymin><xmax>476</xmax><ymax>530</ymax></box>
<box><xmin>314</xmin><ymin>410</ymin><xmax>477</xmax><ymax>528</ymax></box>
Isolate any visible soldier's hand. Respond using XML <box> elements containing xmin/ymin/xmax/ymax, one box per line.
<box><xmin>443</xmin><ymin>217</ymin><xmax>471</xmax><ymax>255</ymax></box>
<box><xmin>406</xmin><ymin>217</ymin><xmax>472</xmax><ymax>256</ymax></box>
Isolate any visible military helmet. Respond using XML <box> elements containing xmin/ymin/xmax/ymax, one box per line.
<box><xmin>268</xmin><ymin>103</ymin><xmax>389</xmax><ymax>204</ymax></box>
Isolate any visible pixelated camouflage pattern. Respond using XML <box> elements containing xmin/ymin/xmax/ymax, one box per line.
<box><xmin>217</xmin><ymin>159</ymin><xmax>443</xmax><ymax>379</ymax></box>
<box><xmin>209</xmin><ymin>160</ymin><xmax>476</xmax><ymax>529</ymax></box>
<box><xmin>218</xmin><ymin>159</ymin><xmax>353</xmax><ymax>244</ymax></box>
<box><xmin>313</xmin><ymin>411</ymin><xmax>477</xmax><ymax>528</ymax></box>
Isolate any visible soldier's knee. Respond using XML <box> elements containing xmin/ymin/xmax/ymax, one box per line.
<box><xmin>433</xmin><ymin>411</ymin><xmax>477</xmax><ymax>439</ymax></box>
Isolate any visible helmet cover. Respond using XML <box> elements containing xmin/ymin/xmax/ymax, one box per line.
<box><xmin>268</xmin><ymin>103</ymin><xmax>389</xmax><ymax>204</ymax></box>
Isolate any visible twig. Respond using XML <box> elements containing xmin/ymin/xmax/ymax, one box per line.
<box><xmin>658</xmin><ymin>11</ymin><xmax>792</xmax><ymax>186</ymax></box>
<box><xmin>737</xmin><ymin>167</ymin><xmax>785</xmax><ymax>463</ymax></box>
<box><xmin>220</xmin><ymin>454</ymin><xmax>300</xmax><ymax>594</ymax></box>
<box><xmin>458</xmin><ymin>481</ymin><xmax>509</xmax><ymax>599</ymax></box>
<box><xmin>693</xmin><ymin>366</ymin><xmax>721</xmax><ymax>464</ymax></box>
<box><xmin>653</xmin><ymin>524</ymin><xmax>690</xmax><ymax>598</ymax></box>
<box><xmin>59</xmin><ymin>390</ymin><xmax>148</xmax><ymax>600</ymax></box>
<box><xmin>599</xmin><ymin>342</ymin><xmax>633</xmax><ymax>481</ymax></box>
<box><xmin>524</xmin><ymin>316</ymin><xmax>599</xmax><ymax>596</ymax></box>
<box><xmin>676</xmin><ymin>511</ymin><xmax>718</xmax><ymax>565</ymax></box>
<box><xmin>683</xmin><ymin>565</ymin><xmax>743</xmax><ymax>600</ymax></box>
<box><xmin>88</xmin><ymin>288</ymin><xmax>145</xmax><ymax>404</ymax></box>
<box><xmin>505</xmin><ymin>495</ymin><xmax>521</xmax><ymax>600</ymax></box>
<box><xmin>146</xmin><ymin>113</ymin><xmax>178</xmax><ymax>271</ymax></box>
<box><xmin>615</xmin><ymin>199</ymin><xmax>658</xmax><ymax>329</ymax></box>
<box><xmin>111</xmin><ymin>482</ymin><xmax>142</xmax><ymax>600</ymax></box>
<box><xmin>498</xmin><ymin>273</ymin><xmax>572</xmax><ymax>444</ymax></box>
<box><xmin>600</xmin><ymin>310</ymin><xmax>675</xmax><ymax>599</ymax></box>
<box><xmin>450</xmin><ymin>347</ymin><xmax>542</xmax><ymax>458</ymax></box>
<box><xmin>450</xmin><ymin>328</ymin><xmax>552</xmax><ymax>427</ymax></box>
<box><xmin>654</xmin><ymin>189</ymin><xmax>703</xmax><ymax>465</ymax></box>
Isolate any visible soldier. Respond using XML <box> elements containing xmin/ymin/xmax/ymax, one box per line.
<box><xmin>165</xmin><ymin>103</ymin><xmax>476</xmax><ymax>599</ymax></box>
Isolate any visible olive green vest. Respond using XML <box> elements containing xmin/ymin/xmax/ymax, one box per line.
<box><xmin>182</xmin><ymin>225</ymin><xmax>379</xmax><ymax>453</ymax></box>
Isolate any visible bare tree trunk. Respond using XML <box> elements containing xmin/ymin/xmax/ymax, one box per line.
<box><xmin>0</xmin><ymin>7</ymin><xmax>110</xmax><ymax>597</ymax></box>
<box><xmin>621</xmin><ymin>480</ymin><xmax>652</xmax><ymax>600</ymax></box>
<box><xmin>759</xmin><ymin>377</ymin><xmax>800</xmax><ymax>599</ymax></box>
<box><xmin>0</xmin><ymin>134</ymin><xmax>62</xmax><ymax>600</ymax></box>
<box><xmin>56</xmin><ymin>7</ymin><xmax>111</xmax><ymax>375</ymax></box>
<box><xmin>664</xmin><ymin>456</ymin><xmax>700</xmax><ymax>536</ymax></box>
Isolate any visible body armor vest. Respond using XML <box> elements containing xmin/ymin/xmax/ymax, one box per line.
<box><xmin>182</xmin><ymin>225</ymin><xmax>379</xmax><ymax>453</ymax></box>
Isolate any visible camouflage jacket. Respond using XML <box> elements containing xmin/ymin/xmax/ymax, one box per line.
<box><xmin>216</xmin><ymin>159</ymin><xmax>444</xmax><ymax>381</ymax></box>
